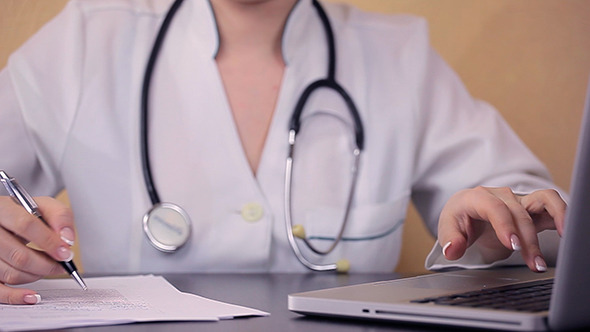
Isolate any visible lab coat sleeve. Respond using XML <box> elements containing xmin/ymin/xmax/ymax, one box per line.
<box><xmin>0</xmin><ymin>0</ymin><xmax>85</xmax><ymax>196</ymax></box>
<box><xmin>403</xmin><ymin>23</ymin><xmax>563</xmax><ymax>270</ymax></box>
<box><xmin>0</xmin><ymin>71</ymin><xmax>43</xmax><ymax>192</ymax></box>
<box><xmin>425</xmin><ymin>230</ymin><xmax>561</xmax><ymax>271</ymax></box>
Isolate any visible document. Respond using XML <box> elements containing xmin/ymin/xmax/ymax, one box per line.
<box><xmin>0</xmin><ymin>275</ymin><xmax>268</xmax><ymax>331</ymax></box>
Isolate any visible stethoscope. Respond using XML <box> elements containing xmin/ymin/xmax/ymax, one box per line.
<box><xmin>140</xmin><ymin>0</ymin><xmax>364</xmax><ymax>273</ymax></box>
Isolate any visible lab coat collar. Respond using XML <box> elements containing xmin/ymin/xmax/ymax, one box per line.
<box><xmin>187</xmin><ymin>0</ymin><xmax>321</xmax><ymax>65</ymax></box>
<box><xmin>282</xmin><ymin>0</ymin><xmax>319</xmax><ymax>66</ymax></box>
<box><xmin>186</xmin><ymin>0</ymin><xmax>219</xmax><ymax>59</ymax></box>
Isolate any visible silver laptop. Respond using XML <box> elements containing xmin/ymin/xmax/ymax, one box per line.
<box><xmin>288</xmin><ymin>77</ymin><xmax>590</xmax><ymax>331</ymax></box>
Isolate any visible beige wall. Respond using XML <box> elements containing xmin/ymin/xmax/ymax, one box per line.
<box><xmin>2</xmin><ymin>0</ymin><xmax>590</xmax><ymax>274</ymax></box>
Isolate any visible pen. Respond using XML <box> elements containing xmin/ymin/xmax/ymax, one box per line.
<box><xmin>0</xmin><ymin>170</ymin><xmax>88</xmax><ymax>290</ymax></box>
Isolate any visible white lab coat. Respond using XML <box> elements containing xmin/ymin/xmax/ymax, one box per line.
<box><xmin>0</xmin><ymin>0</ymin><xmax>560</xmax><ymax>273</ymax></box>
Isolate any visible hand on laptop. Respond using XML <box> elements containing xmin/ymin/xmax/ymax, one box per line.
<box><xmin>437</xmin><ymin>186</ymin><xmax>566</xmax><ymax>272</ymax></box>
<box><xmin>0</xmin><ymin>196</ymin><xmax>75</xmax><ymax>304</ymax></box>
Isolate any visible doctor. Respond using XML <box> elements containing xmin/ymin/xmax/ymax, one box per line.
<box><xmin>0</xmin><ymin>0</ymin><xmax>565</xmax><ymax>305</ymax></box>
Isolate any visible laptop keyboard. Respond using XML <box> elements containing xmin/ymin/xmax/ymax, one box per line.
<box><xmin>411</xmin><ymin>278</ymin><xmax>553</xmax><ymax>312</ymax></box>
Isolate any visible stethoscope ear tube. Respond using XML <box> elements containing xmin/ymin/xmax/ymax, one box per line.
<box><xmin>284</xmin><ymin>140</ymin><xmax>352</xmax><ymax>273</ymax></box>
<box><xmin>284</xmin><ymin>132</ymin><xmax>359</xmax><ymax>273</ymax></box>
<box><xmin>289</xmin><ymin>79</ymin><xmax>364</xmax><ymax>151</ymax></box>
<box><xmin>291</xmin><ymin>1</ymin><xmax>364</xmax><ymax>152</ymax></box>
<box><xmin>284</xmin><ymin>1</ymin><xmax>364</xmax><ymax>273</ymax></box>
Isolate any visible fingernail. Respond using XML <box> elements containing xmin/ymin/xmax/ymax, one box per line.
<box><xmin>442</xmin><ymin>241</ymin><xmax>452</xmax><ymax>258</ymax></box>
<box><xmin>23</xmin><ymin>294</ymin><xmax>41</xmax><ymax>304</ymax></box>
<box><xmin>57</xmin><ymin>246</ymin><xmax>74</xmax><ymax>262</ymax></box>
<box><xmin>535</xmin><ymin>256</ymin><xmax>547</xmax><ymax>272</ymax></box>
<box><xmin>60</xmin><ymin>227</ymin><xmax>75</xmax><ymax>246</ymax></box>
<box><xmin>510</xmin><ymin>234</ymin><xmax>522</xmax><ymax>251</ymax></box>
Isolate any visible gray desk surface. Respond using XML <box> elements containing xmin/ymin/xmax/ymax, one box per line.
<box><xmin>49</xmin><ymin>273</ymin><xmax>449</xmax><ymax>332</ymax></box>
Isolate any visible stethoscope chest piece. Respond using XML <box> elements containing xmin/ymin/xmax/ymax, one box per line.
<box><xmin>142</xmin><ymin>202</ymin><xmax>192</xmax><ymax>253</ymax></box>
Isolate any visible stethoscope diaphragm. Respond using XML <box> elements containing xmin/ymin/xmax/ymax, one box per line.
<box><xmin>142</xmin><ymin>202</ymin><xmax>192</xmax><ymax>252</ymax></box>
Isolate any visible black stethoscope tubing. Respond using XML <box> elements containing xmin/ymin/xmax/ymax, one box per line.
<box><xmin>141</xmin><ymin>0</ymin><xmax>364</xmax><ymax>205</ymax></box>
<box><xmin>290</xmin><ymin>0</ymin><xmax>364</xmax><ymax>150</ymax></box>
<box><xmin>141</xmin><ymin>0</ymin><xmax>185</xmax><ymax>205</ymax></box>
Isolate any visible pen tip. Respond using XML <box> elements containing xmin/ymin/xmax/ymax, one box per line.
<box><xmin>71</xmin><ymin>271</ymin><xmax>88</xmax><ymax>290</ymax></box>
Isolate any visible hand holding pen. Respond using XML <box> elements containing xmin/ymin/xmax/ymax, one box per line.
<box><xmin>0</xmin><ymin>170</ymin><xmax>87</xmax><ymax>305</ymax></box>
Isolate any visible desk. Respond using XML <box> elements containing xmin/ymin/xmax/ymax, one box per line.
<box><xmin>58</xmin><ymin>273</ymin><xmax>445</xmax><ymax>332</ymax></box>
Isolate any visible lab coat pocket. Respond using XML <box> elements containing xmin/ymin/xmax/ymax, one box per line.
<box><xmin>301</xmin><ymin>192</ymin><xmax>411</xmax><ymax>272</ymax></box>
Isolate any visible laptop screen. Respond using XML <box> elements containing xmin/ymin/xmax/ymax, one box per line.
<box><xmin>549</xmin><ymin>75</ymin><xmax>590</xmax><ymax>331</ymax></box>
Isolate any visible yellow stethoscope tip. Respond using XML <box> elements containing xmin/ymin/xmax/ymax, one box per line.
<box><xmin>291</xmin><ymin>225</ymin><xmax>351</xmax><ymax>273</ymax></box>
<box><xmin>292</xmin><ymin>224</ymin><xmax>306</xmax><ymax>239</ymax></box>
<box><xmin>336</xmin><ymin>259</ymin><xmax>350</xmax><ymax>273</ymax></box>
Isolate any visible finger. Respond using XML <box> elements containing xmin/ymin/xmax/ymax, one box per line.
<box><xmin>437</xmin><ymin>191</ymin><xmax>487</xmax><ymax>261</ymax></box>
<box><xmin>486</xmin><ymin>188</ymin><xmax>553</xmax><ymax>272</ymax></box>
<box><xmin>0</xmin><ymin>197</ymin><xmax>74</xmax><ymax>263</ymax></box>
<box><xmin>0</xmin><ymin>283</ymin><xmax>42</xmax><ymax>305</ymax></box>
<box><xmin>0</xmin><ymin>226</ymin><xmax>63</xmax><ymax>278</ymax></box>
<box><xmin>437</xmin><ymin>198</ymin><xmax>469</xmax><ymax>261</ymax></box>
<box><xmin>515</xmin><ymin>189</ymin><xmax>566</xmax><ymax>273</ymax></box>
<box><xmin>504</xmin><ymin>204</ymin><xmax>546</xmax><ymax>272</ymax></box>
<box><xmin>518</xmin><ymin>189</ymin><xmax>567</xmax><ymax>235</ymax></box>
<box><xmin>0</xmin><ymin>258</ymin><xmax>55</xmax><ymax>286</ymax></box>
<box><xmin>514</xmin><ymin>219</ymin><xmax>547</xmax><ymax>272</ymax></box>
<box><xmin>35</xmin><ymin>197</ymin><xmax>77</xmax><ymax>246</ymax></box>
<box><xmin>438</xmin><ymin>187</ymin><xmax>518</xmax><ymax>260</ymax></box>
<box><xmin>437</xmin><ymin>225</ymin><xmax>469</xmax><ymax>261</ymax></box>
<box><xmin>487</xmin><ymin>188</ymin><xmax>533</xmax><ymax>250</ymax></box>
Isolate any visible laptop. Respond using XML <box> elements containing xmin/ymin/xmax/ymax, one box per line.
<box><xmin>288</xmin><ymin>77</ymin><xmax>590</xmax><ymax>331</ymax></box>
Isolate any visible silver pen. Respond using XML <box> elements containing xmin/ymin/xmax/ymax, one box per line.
<box><xmin>0</xmin><ymin>170</ymin><xmax>87</xmax><ymax>290</ymax></box>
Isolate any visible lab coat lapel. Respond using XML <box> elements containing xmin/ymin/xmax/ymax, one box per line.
<box><xmin>256</xmin><ymin>0</ymin><xmax>325</xmax><ymax>200</ymax></box>
<box><xmin>148</xmin><ymin>0</ymin><xmax>264</xmax><ymax>212</ymax></box>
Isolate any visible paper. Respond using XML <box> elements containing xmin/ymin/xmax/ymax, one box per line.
<box><xmin>0</xmin><ymin>275</ymin><xmax>268</xmax><ymax>331</ymax></box>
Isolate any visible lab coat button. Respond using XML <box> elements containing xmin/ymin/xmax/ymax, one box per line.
<box><xmin>241</xmin><ymin>203</ymin><xmax>264</xmax><ymax>222</ymax></box>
